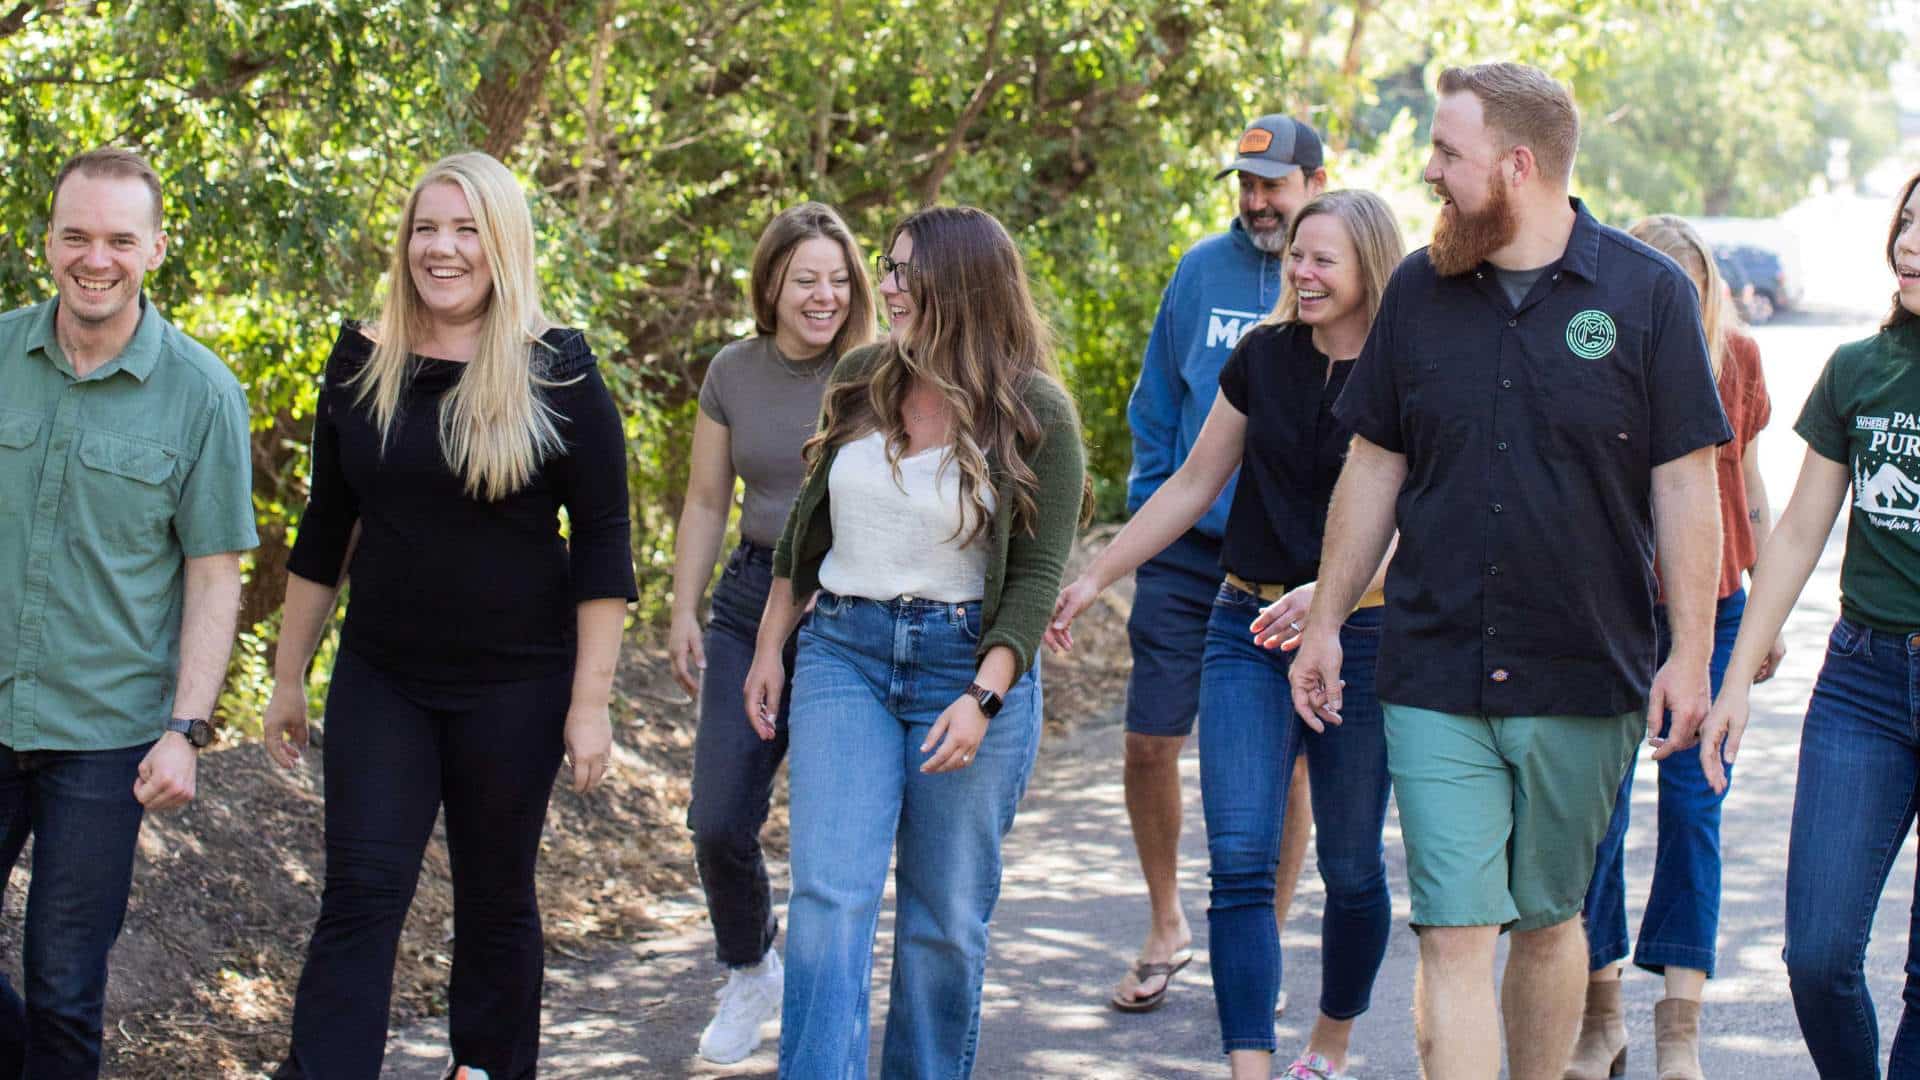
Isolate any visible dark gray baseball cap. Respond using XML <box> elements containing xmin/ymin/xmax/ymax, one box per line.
<box><xmin>1214</xmin><ymin>115</ymin><xmax>1325</xmax><ymax>180</ymax></box>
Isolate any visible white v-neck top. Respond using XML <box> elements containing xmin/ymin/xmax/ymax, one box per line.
<box><xmin>817</xmin><ymin>430</ymin><xmax>995</xmax><ymax>602</ymax></box>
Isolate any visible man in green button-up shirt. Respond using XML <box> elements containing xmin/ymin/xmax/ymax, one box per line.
<box><xmin>0</xmin><ymin>148</ymin><xmax>256</xmax><ymax>1077</ymax></box>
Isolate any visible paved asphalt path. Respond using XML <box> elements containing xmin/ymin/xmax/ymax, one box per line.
<box><xmin>387</xmin><ymin>186</ymin><xmax>1918</xmax><ymax>1077</ymax></box>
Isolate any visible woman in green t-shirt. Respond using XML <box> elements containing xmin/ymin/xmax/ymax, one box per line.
<box><xmin>1700</xmin><ymin>170</ymin><xmax>1920</xmax><ymax>1076</ymax></box>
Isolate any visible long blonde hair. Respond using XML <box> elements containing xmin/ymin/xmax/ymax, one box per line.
<box><xmin>356</xmin><ymin>151</ymin><xmax>565</xmax><ymax>500</ymax></box>
<box><xmin>804</xmin><ymin>206</ymin><xmax>1090</xmax><ymax>541</ymax></box>
<box><xmin>1628</xmin><ymin>214</ymin><xmax>1735</xmax><ymax>377</ymax></box>
<box><xmin>1263</xmin><ymin>190</ymin><xmax>1405</xmax><ymax>330</ymax></box>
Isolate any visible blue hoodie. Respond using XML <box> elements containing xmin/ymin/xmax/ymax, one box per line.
<box><xmin>1126</xmin><ymin>217</ymin><xmax>1285</xmax><ymax>538</ymax></box>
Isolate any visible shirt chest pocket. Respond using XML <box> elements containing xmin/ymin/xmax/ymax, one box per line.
<box><xmin>73</xmin><ymin>430</ymin><xmax>178</xmax><ymax>543</ymax></box>
<box><xmin>0</xmin><ymin>411</ymin><xmax>44</xmax><ymax>518</ymax></box>
<box><xmin>1543</xmin><ymin>355</ymin><xmax>1649</xmax><ymax>465</ymax></box>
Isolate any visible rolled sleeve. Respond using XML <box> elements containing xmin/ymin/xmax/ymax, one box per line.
<box><xmin>553</xmin><ymin>366</ymin><xmax>638</xmax><ymax>603</ymax></box>
<box><xmin>174</xmin><ymin>384</ymin><xmax>259</xmax><ymax>556</ymax></box>
<box><xmin>1646</xmin><ymin>271</ymin><xmax>1733</xmax><ymax>466</ymax></box>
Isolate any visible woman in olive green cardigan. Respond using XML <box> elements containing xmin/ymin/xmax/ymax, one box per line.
<box><xmin>742</xmin><ymin>206</ymin><xmax>1088</xmax><ymax>1077</ymax></box>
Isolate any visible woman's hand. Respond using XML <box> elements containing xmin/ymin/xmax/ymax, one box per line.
<box><xmin>1697</xmin><ymin>686</ymin><xmax>1750</xmax><ymax>795</ymax></box>
<box><xmin>1754</xmin><ymin>633</ymin><xmax>1788</xmax><ymax>683</ymax></box>
<box><xmin>1251</xmin><ymin>583</ymin><xmax>1316</xmax><ymax>651</ymax></box>
<box><xmin>921</xmin><ymin>694</ymin><xmax>990</xmax><ymax>773</ymax></box>
<box><xmin>668</xmin><ymin>610</ymin><xmax>706</xmax><ymax>697</ymax></box>
<box><xmin>1046</xmin><ymin>575</ymin><xmax>1101</xmax><ymax>653</ymax></box>
<box><xmin>564</xmin><ymin>701</ymin><xmax>613</xmax><ymax>793</ymax></box>
<box><xmin>262</xmin><ymin>681</ymin><xmax>310</xmax><ymax>769</ymax></box>
<box><xmin>743</xmin><ymin>648</ymin><xmax>786</xmax><ymax>741</ymax></box>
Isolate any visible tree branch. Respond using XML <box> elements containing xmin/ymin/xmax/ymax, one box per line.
<box><xmin>914</xmin><ymin>0</ymin><xmax>1015</xmax><ymax>205</ymax></box>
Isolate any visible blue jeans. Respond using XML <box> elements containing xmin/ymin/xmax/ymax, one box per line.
<box><xmin>1782</xmin><ymin>617</ymin><xmax>1920</xmax><ymax>1078</ymax></box>
<box><xmin>1583</xmin><ymin>588</ymin><xmax>1745</xmax><ymax>975</ymax></box>
<box><xmin>0</xmin><ymin>741</ymin><xmax>150</xmax><ymax>1080</ymax></box>
<box><xmin>780</xmin><ymin>591</ymin><xmax>1042</xmax><ymax>1079</ymax></box>
<box><xmin>1199</xmin><ymin>586</ymin><xmax>1390</xmax><ymax>1053</ymax></box>
<box><xmin>687</xmin><ymin>541</ymin><xmax>794</xmax><ymax>968</ymax></box>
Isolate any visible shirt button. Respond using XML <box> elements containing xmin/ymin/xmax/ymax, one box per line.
<box><xmin>1487</xmin><ymin>563</ymin><xmax>1500</xmax><ymax>575</ymax></box>
<box><xmin>1491</xmin><ymin>503</ymin><xmax>1503</xmax><ymax>514</ymax></box>
<box><xmin>1490</xmin><ymin>668</ymin><xmax>1511</xmax><ymax>682</ymax></box>
<box><xmin>1496</xmin><ymin>441</ymin><xmax>1509</xmax><ymax>451</ymax></box>
<box><xmin>1485</xmin><ymin>625</ymin><xmax>1497</xmax><ymax>636</ymax></box>
<box><xmin>1507</xmin><ymin>319</ymin><xmax>1518</xmax><ymax>327</ymax></box>
<box><xmin>1500</xmin><ymin>379</ymin><xmax>1513</xmax><ymax>389</ymax></box>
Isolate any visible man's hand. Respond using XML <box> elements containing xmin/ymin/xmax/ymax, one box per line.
<box><xmin>563</xmin><ymin>701</ymin><xmax>613</xmax><ymax>794</ymax></box>
<box><xmin>134</xmin><ymin>732</ymin><xmax>198</xmax><ymax>811</ymax></box>
<box><xmin>1287</xmin><ymin>629</ymin><xmax>1346</xmax><ymax>733</ymax></box>
<box><xmin>1647</xmin><ymin>651</ymin><xmax>1712</xmax><ymax>759</ymax></box>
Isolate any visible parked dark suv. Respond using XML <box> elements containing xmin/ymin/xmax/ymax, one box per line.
<box><xmin>1716</xmin><ymin>244</ymin><xmax>1794</xmax><ymax>322</ymax></box>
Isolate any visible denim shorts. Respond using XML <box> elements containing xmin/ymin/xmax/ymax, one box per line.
<box><xmin>1123</xmin><ymin>529</ymin><xmax>1223</xmax><ymax>737</ymax></box>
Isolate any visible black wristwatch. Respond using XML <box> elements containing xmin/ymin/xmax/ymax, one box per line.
<box><xmin>166</xmin><ymin>716</ymin><xmax>214</xmax><ymax>749</ymax></box>
<box><xmin>965</xmin><ymin>682</ymin><xmax>1004</xmax><ymax>719</ymax></box>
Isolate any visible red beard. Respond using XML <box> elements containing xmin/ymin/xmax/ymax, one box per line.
<box><xmin>1429</xmin><ymin>174</ymin><xmax>1518</xmax><ymax>277</ymax></box>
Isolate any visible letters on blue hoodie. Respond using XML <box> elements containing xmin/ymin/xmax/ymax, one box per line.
<box><xmin>1126</xmin><ymin>217</ymin><xmax>1285</xmax><ymax>539</ymax></box>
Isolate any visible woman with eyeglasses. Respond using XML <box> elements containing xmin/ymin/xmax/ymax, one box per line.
<box><xmin>666</xmin><ymin>203</ymin><xmax>875</xmax><ymax>1065</ymax></box>
<box><xmin>742</xmin><ymin>205</ymin><xmax>1089</xmax><ymax>1076</ymax></box>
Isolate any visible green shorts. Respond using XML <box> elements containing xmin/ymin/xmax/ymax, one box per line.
<box><xmin>1383</xmin><ymin>703</ymin><xmax>1641</xmax><ymax>933</ymax></box>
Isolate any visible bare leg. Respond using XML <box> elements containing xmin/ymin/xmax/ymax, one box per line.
<box><xmin>1115</xmin><ymin>731</ymin><xmax>1192</xmax><ymax>1005</ymax></box>
<box><xmin>1414</xmin><ymin>925</ymin><xmax>1501</xmax><ymax>1080</ymax></box>
<box><xmin>1663</xmin><ymin>965</ymin><xmax>1706</xmax><ymax>1002</ymax></box>
<box><xmin>1304</xmin><ymin>1013</ymin><xmax>1357</xmax><ymax>1071</ymax></box>
<box><xmin>1228</xmin><ymin>1050</ymin><xmax>1271</xmax><ymax>1079</ymax></box>
<box><xmin>1274</xmin><ymin>755</ymin><xmax>1312</xmax><ymax>933</ymax></box>
<box><xmin>1586</xmin><ymin>961</ymin><xmax>1622</xmax><ymax>984</ymax></box>
<box><xmin>1503</xmin><ymin>917</ymin><xmax>1589</xmax><ymax>1080</ymax></box>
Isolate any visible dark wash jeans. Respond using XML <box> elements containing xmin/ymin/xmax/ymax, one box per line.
<box><xmin>1783</xmin><ymin>616</ymin><xmax>1920</xmax><ymax>1078</ymax></box>
<box><xmin>1583</xmin><ymin>589</ymin><xmax>1744</xmax><ymax>976</ymax></box>
<box><xmin>686</xmin><ymin>540</ymin><xmax>796</xmax><ymax>968</ymax></box>
<box><xmin>1199</xmin><ymin>587</ymin><xmax>1390</xmax><ymax>1053</ymax></box>
<box><xmin>0</xmin><ymin>741</ymin><xmax>149</xmax><ymax>1080</ymax></box>
<box><xmin>276</xmin><ymin>647</ymin><xmax>569</xmax><ymax>1080</ymax></box>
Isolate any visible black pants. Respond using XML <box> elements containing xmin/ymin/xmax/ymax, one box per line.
<box><xmin>687</xmin><ymin>541</ymin><xmax>795</xmax><ymax>967</ymax></box>
<box><xmin>276</xmin><ymin>648</ymin><xmax>569</xmax><ymax>1080</ymax></box>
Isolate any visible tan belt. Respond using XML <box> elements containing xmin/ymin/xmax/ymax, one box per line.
<box><xmin>1224</xmin><ymin>572</ymin><xmax>1385</xmax><ymax>610</ymax></box>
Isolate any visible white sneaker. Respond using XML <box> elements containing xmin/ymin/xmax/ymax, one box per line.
<box><xmin>697</xmin><ymin>950</ymin><xmax>783</xmax><ymax>1064</ymax></box>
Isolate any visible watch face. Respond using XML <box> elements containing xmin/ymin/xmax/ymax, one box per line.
<box><xmin>187</xmin><ymin>719</ymin><xmax>214</xmax><ymax>747</ymax></box>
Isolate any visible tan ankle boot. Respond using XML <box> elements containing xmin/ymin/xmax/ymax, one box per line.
<box><xmin>1654</xmin><ymin>997</ymin><xmax>1705</xmax><ymax>1080</ymax></box>
<box><xmin>1563</xmin><ymin>979</ymin><xmax>1627</xmax><ymax>1079</ymax></box>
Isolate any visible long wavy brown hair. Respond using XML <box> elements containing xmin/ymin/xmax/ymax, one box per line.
<box><xmin>1886</xmin><ymin>170</ymin><xmax>1919</xmax><ymax>332</ymax></box>
<box><xmin>803</xmin><ymin>206</ymin><xmax>1090</xmax><ymax>541</ymax></box>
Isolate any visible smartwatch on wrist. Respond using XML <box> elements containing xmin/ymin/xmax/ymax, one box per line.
<box><xmin>965</xmin><ymin>682</ymin><xmax>1004</xmax><ymax>719</ymax></box>
<box><xmin>166</xmin><ymin>717</ymin><xmax>214</xmax><ymax>749</ymax></box>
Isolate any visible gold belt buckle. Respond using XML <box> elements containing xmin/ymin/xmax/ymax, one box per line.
<box><xmin>1224</xmin><ymin>573</ymin><xmax>1288</xmax><ymax>603</ymax></box>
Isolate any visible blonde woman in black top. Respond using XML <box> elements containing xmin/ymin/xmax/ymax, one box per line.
<box><xmin>262</xmin><ymin>151</ymin><xmax>635</xmax><ymax>1080</ymax></box>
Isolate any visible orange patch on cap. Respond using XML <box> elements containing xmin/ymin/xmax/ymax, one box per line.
<box><xmin>1238</xmin><ymin>129</ymin><xmax>1274</xmax><ymax>154</ymax></box>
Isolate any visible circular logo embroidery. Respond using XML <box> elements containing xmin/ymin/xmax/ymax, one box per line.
<box><xmin>1565</xmin><ymin>310</ymin><xmax>1617</xmax><ymax>360</ymax></box>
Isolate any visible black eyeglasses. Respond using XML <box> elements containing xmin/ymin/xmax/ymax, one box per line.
<box><xmin>875</xmin><ymin>254</ymin><xmax>919</xmax><ymax>283</ymax></box>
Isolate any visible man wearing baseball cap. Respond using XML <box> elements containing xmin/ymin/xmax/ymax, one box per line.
<box><xmin>1109</xmin><ymin>113</ymin><xmax>1325</xmax><ymax>1014</ymax></box>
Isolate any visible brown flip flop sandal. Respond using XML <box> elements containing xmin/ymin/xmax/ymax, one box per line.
<box><xmin>1109</xmin><ymin>950</ymin><xmax>1194</xmax><ymax>1013</ymax></box>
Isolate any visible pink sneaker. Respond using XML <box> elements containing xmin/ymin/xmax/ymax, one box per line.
<box><xmin>1281</xmin><ymin>1052</ymin><xmax>1352</xmax><ymax>1080</ymax></box>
